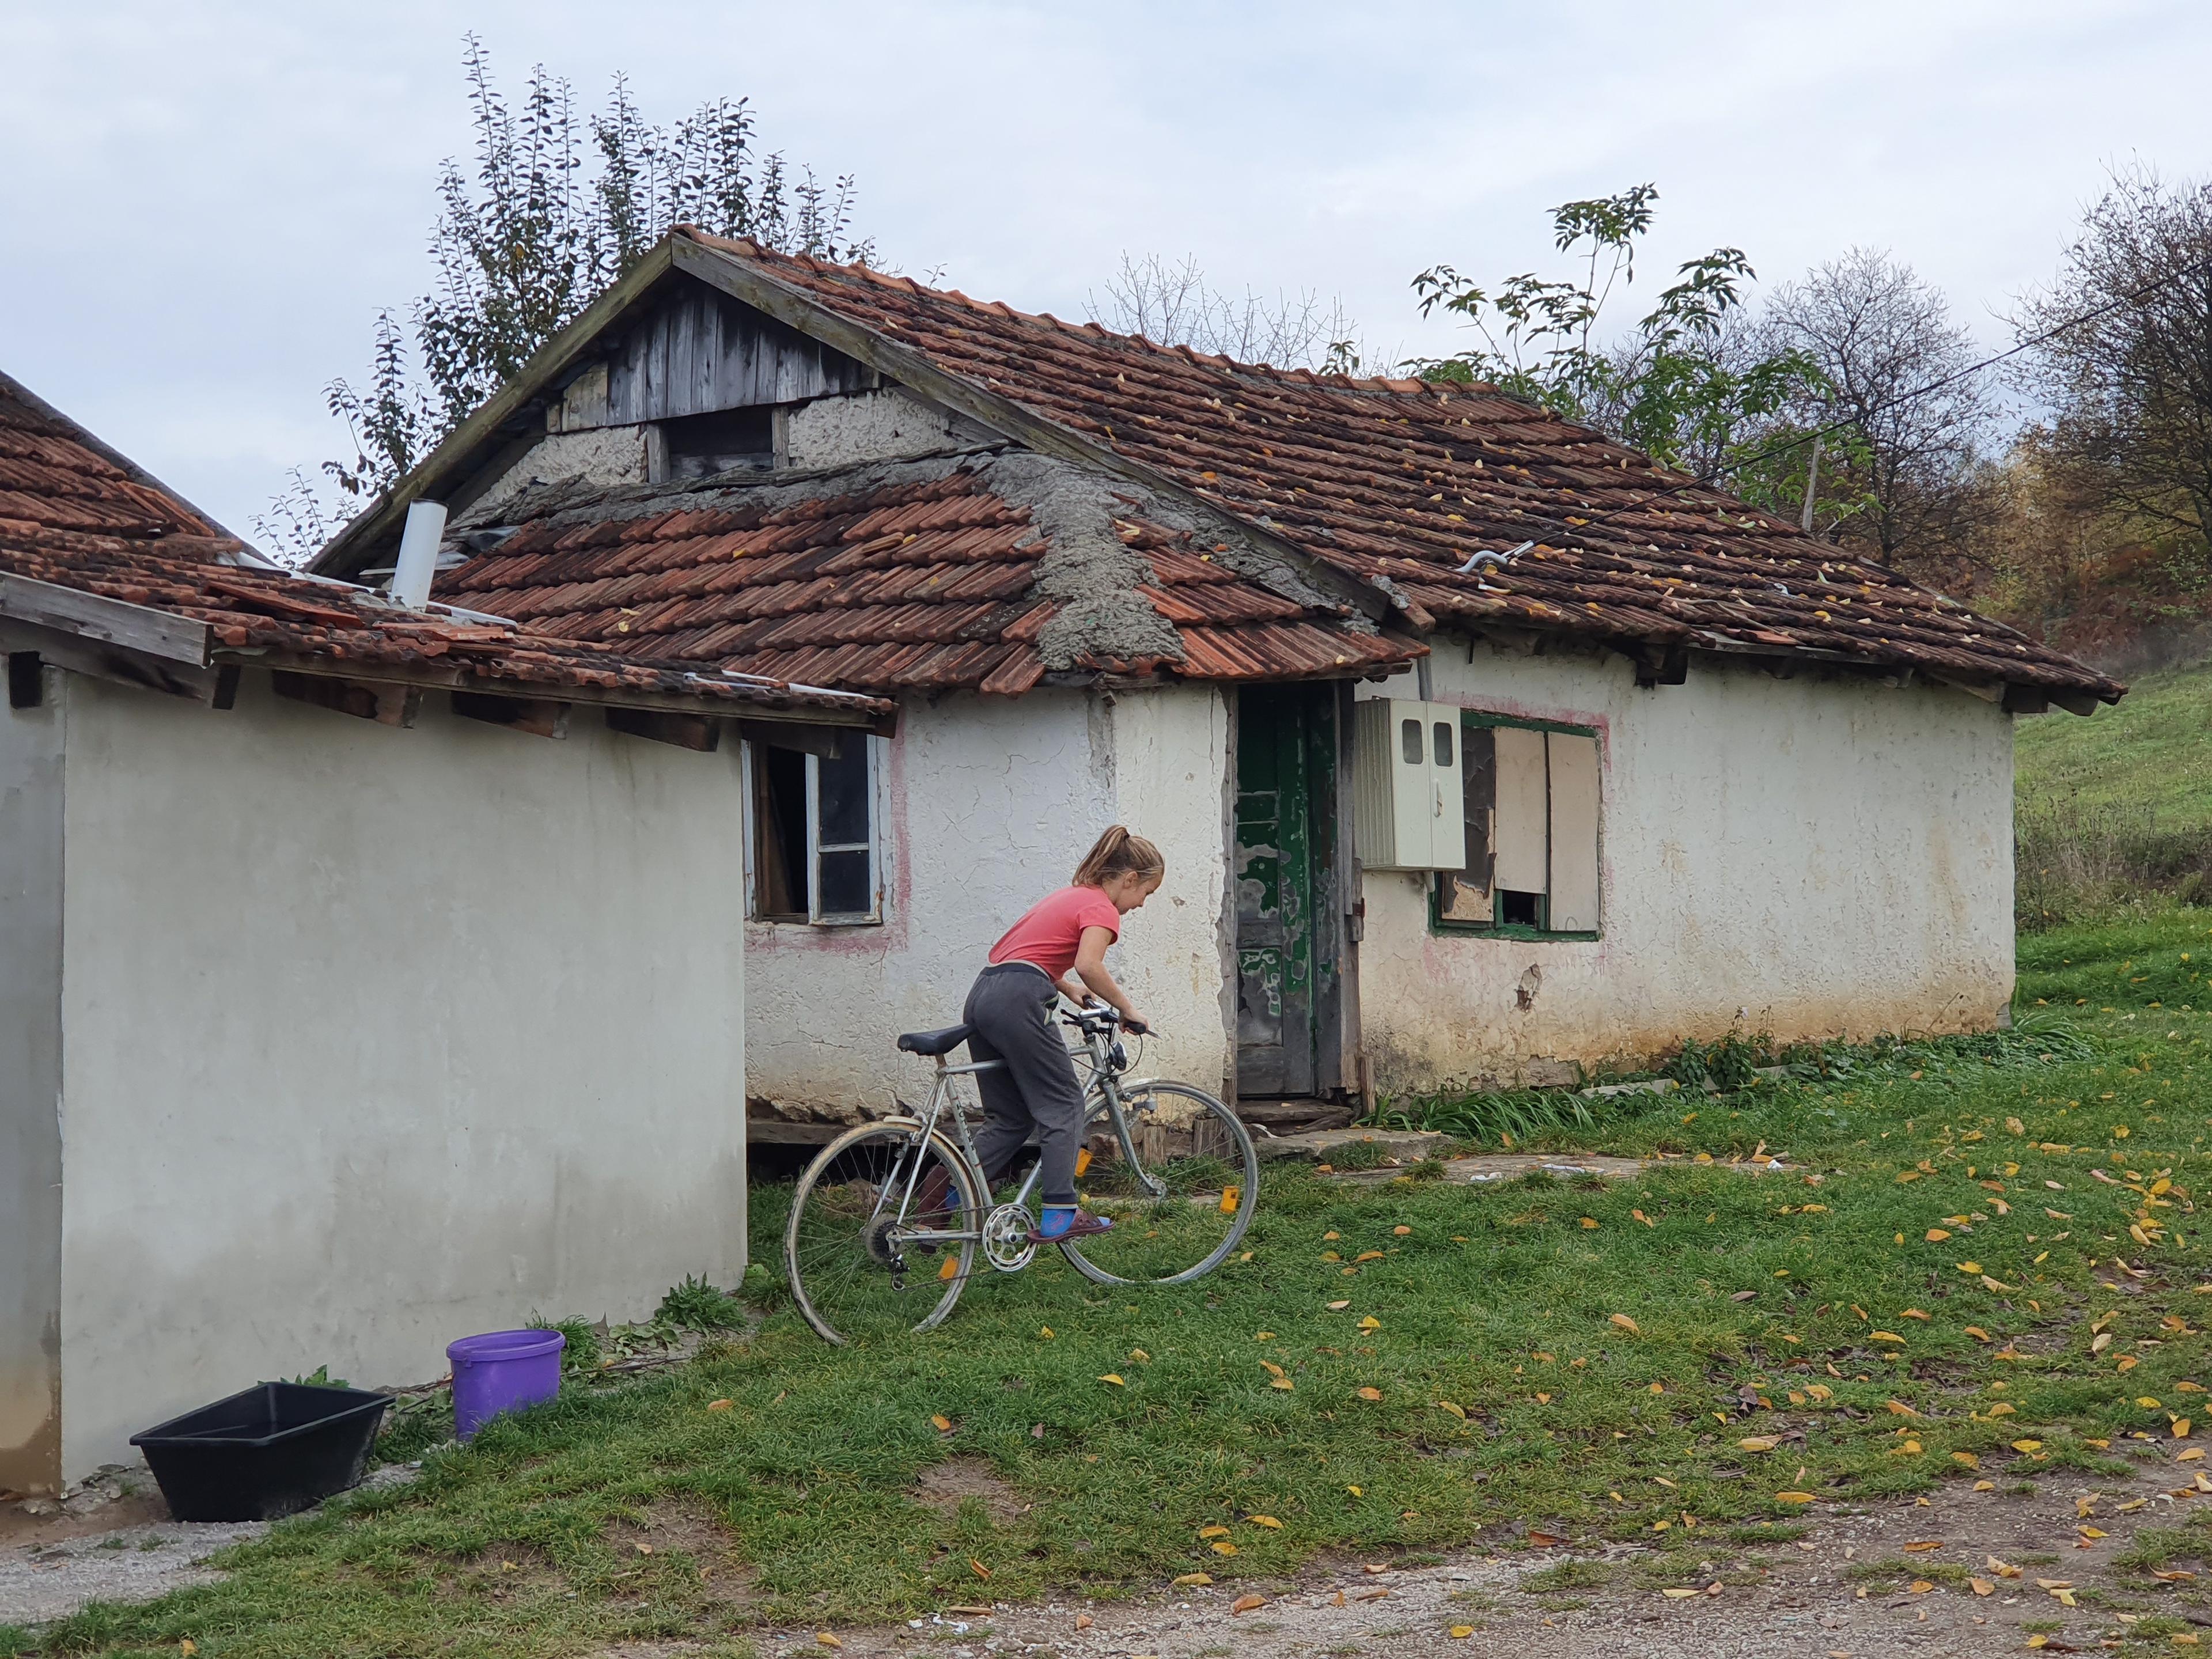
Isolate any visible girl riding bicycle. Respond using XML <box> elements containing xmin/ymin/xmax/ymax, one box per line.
<box><xmin>963</xmin><ymin>826</ymin><xmax>1163</xmax><ymax>1243</ymax></box>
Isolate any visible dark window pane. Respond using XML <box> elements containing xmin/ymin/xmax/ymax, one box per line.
<box><xmin>1400</xmin><ymin>717</ymin><xmax>1422</xmax><ymax>764</ymax></box>
<box><xmin>1432</xmin><ymin>721</ymin><xmax>1453</xmax><ymax>767</ymax></box>
<box><xmin>817</xmin><ymin>849</ymin><xmax>872</xmax><ymax>917</ymax></box>
<box><xmin>1498</xmin><ymin>889</ymin><xmax>1542</xmax><ymax>927</ymax></box>
<box><xmin>817</xmin><ymin>742</ymin><xmax>870</xmax><ymax>846</ymax></box>
<box><xmin>1438</xmin><ymin>723</ymin><xmax>1495</xmax><ymax>923</ymax></box>
<box><xmin>754</xmin><ymin>745</ymin><xmax>809</xmax><ymax>921</ymax></box>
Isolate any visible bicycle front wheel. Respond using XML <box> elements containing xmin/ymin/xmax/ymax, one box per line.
<box><xmin>1060</xmin><ymin>1081</ymin><xmax>1259</xmax><ymax>1286</ymax></box>
<box><xmin>783</xmin><ymin>1121</ymin><xmax>986</xmax><ymax>1344</ymax></box>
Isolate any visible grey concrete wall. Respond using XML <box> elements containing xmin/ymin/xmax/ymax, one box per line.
<box><xmin>0</xmin><ymin>667</ymin><xmax>64</xmax><ymax>1495</ymax></box>
<box><xmin>55</xmin><ymin>673</ymin><xmax>749</xmax><ymax>1476</ymax></box>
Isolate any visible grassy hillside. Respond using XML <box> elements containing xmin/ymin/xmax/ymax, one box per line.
<box><xmin>2017</xmin><ymin>659</ymin><xmax>2212</xmax><ymax>832</ymax></box>
<box><xmin>2016</xmin><ymin>658</ymin><xmax>2212</xmax><ymax>923</ymax></box>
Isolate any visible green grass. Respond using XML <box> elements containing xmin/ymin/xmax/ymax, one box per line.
<box><xmin>2018</xmin><ymin>661</ymin><xmax>2212</xmax><ymax>835</ymax></box>
<box><xmin>17</xmin><ymin>915</ymin><xmax>2212</xmax><ymax>1656</ymax></box>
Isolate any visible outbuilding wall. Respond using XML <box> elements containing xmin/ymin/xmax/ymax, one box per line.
<box><xmin>54</xmin><ymin>673</ymin><xmax>750</xmax><ymax>1476</ymax></box>
<box><xmin>1355</xmin><ymin>639</ymin><xmax>2016</xmax><ymax>1092</ymax></box>
<box><xmin>0</xmin><ymin>669</ymin><xmax>65</xmax><ymax>1495</ymax></box>
<box><xmin>744</xmin><ymin>682</ymin><xmax>1234</xmax><ymax>1116</ymax></box>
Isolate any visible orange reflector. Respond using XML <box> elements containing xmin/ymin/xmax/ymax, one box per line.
<box><xmin>1075</xmin><ymin>1149</ymin><xmax>1093</xmax><ymax>1176</ymax></box>
<box><xmin>939</xmin><ymin>1253</ymin><xmax>960</xmax><ymax>1281</ymax></box>
<box><xmin>1220</xmin><ymin>1185</ymin><xmax>1241</xmax><ymax>1214</ymax></box>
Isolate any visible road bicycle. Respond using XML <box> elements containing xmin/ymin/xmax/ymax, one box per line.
<box><xmin>782</xmin><ymin>1005</ymin><xmax>1260</xmax><ymax>1344</ymax></box>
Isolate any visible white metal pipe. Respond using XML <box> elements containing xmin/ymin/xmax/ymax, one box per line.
<box><xmin>390</xmin><ymin>501</ymin><xmax>448</xmax><ymax>609</ymax></box>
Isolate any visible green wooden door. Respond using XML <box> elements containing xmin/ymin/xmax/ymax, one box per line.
<box><xmin>1235</xmin><ymin>687</ymin><xmax>1334</xmax><ymax>1097</ymax></box>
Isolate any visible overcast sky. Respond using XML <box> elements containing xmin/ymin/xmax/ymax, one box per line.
<box><xmin>5</xmin><ymin>0</ymin><xmax>2208</xmax><ymax>543</ymax></box>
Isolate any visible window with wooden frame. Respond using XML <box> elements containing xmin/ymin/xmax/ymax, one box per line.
<box><xmin>1432</xmin><ymin>713</ymin><xmax>1600</xmax><ymax>938</ymax></box>
<box><xmin>745</xmin><ymin>736</ymin><xmax>885</xmax><ymax>925</ymax></box>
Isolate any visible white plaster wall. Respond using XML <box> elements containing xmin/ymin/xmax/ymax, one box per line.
<box><xmin>464</xmin><ymin>426</ymin><xmax>650</xmax><ymax>522</ymax></box>
<box><xmin>785</xmin><ymin>388</ymin><xmax>986</xmax><ymax>470</ymax></box>
<box><xmin>745</xmin><ymin>683</ymin><xmax>1233</xmax><ymax>1114</ymax></box>
<box><xmin>1355</xmin><ymin>641</ymin><xmax>2016</xmax><ymax>1092</ymax></box>
<box><xmin>56</xmin><ymin>674</ymin><xmax>748</xmax><ymax>1475</ymax></box>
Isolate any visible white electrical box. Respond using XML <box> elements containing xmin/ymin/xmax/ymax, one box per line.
<box><xmin>1351</xmin><ymin>699</ymin><xmax>1468</xmax><ymax>870</ymax></box>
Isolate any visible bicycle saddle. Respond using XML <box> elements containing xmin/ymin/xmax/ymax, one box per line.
<box><xmin>896</xmin><ymin>1023</ymin><xmax>974</xmax><ymax>1056</ymax></box>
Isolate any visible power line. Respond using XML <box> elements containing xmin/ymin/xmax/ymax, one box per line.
<box><xmin>1484</xmin><ymin>252</ymin><xmax>2209</xmax><ymax>552</ymax></box>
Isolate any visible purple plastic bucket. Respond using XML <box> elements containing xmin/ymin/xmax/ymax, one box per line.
<box><xmin>446</xmin><ymin>1328</ymin><xmax>565</xmax><ymax>1441</ymax></box>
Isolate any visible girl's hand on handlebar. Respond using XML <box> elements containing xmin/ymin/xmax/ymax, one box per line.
<box><xmin>1123</xmin><ymin>1012</ymin><xmax>1151</xmax><ymax>1035</ymax></box>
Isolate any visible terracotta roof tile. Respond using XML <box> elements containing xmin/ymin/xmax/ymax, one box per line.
<box><xmin>684</xmin><ymin>232</ymin><xmax>2119</xmax><ymax>702</ymax></box>
<box><xmin>439</xmin><ymin>465</ymin><xmax>1421</xmax><ymax>694</ymax></box>
<box><xmin>0</xmin><ymin>373</ymin><xmax>885</xmax><ymax>723</ymax></box>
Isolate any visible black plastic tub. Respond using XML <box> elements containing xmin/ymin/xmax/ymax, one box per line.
<box><xmin>131</xmin><ymin>1382</ymin><xmax>393</xmax><ymax>1521</ymax></box>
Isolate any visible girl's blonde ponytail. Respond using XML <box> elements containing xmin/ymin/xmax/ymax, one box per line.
<box><xmin>1073</xmin><ymin>825</ymin><xmax>1165</xmax><ymax>888</ymax></box>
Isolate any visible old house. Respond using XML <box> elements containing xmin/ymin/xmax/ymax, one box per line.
<box><xmin>311</xmin><ymin>229</ymin><xmax>2121</xmax><ymax>1134</ymax></box>
<box><xmin>0</xmin><ymin>370</ymin><xmax>886</xmax><ymax>1493</ymax></box>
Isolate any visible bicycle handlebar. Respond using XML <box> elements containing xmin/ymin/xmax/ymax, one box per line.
<box><xmin>1063</xmin><ymin>1004</ymin><xmax>1150</xmax><ymax>1037</ymax></box>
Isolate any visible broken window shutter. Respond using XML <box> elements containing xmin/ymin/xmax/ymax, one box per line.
<box><xmin>1438</xmin><ymin>723</ymin><xmax>1495</xmax><ymax>922</ymax></box>
<box><xmin>1428</xmin><ymin>715</ymin><xmax>1465</xmax><ymax>869</ymax></box>
<box><xmin>1491</xmin><ymin>725</ymin><xmax>1548</xmax><ymax>894</ymax></box>
<box><xmin>1546</xmin><ymin>731</ymin><xmax>1600</xmax><ymax>932</ymax></box>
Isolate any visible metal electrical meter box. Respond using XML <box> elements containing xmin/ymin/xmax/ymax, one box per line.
<box><xmin>1351</xmin><ymin>699</ymin><xmax>1467</xmax><ymax>870</ymax></box>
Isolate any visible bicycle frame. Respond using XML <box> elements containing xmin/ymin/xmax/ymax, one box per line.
<box><xmin>871</xmin><ymin>1018</ymin><xmax>1167</xmax><ymax>1258</ymax></box>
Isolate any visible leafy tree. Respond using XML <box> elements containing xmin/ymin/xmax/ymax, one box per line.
<box><xmin>257</xmin><ymin>36</ymin><xmax>870</xmax><ymax>562</ymax></box>
<box><xmin>1407</xmin><ymin>185</ymin><xmax>1824</xmax><ymax>499</ymax></box>
<box><xmin>2015</xmin><ymin>163</ymin><xmax>2212</xmax><ymax>569</ymax></box>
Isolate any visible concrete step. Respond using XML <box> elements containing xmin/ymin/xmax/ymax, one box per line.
<box><xmin>1252</xmin><ymin>1127</ymin><xmax>1446</xmax><ymax>1165</ymax></box>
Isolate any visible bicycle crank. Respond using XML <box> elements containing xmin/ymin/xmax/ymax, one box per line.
<box><xmin>982</xmin><ymin>1203</ymin><xmax>1037</xmax><ymax>1272</ymax></box>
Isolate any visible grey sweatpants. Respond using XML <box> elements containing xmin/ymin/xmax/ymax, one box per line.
<box><xmin>964</xmin><ymin>961</ymin><xmax>1088</xmax><ymax>1207</ymax></box>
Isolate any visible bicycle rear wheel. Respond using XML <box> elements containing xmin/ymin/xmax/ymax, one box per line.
<box><xmin>1060</xmin><ymin>1081</ymin><xmax>1259</xmax><ymax>1286</ymax></box>
<box><xmin>783</xmin><ymin>1121</ymin><xmax>986</xmax><ymax>1344</ymax></box>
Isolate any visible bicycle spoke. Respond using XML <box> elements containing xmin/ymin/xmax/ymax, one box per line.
<box><xmin>784</xmin><ymin>1126</ymin><xmax>982</xmax><ymax>1343</ymax></box>
<box><xmin>1060</xmin><ymin>1083</ymin><xmax>1259</xmax><ymax>1286</ymax></box>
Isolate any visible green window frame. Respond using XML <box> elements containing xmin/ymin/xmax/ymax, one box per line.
<box><xmin>1429</xmin><ymin>710</ymin><xmax>1603</xmax><ymax>940</ymax></box>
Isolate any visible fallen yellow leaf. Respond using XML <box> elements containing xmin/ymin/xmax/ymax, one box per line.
<box><xmin>969</xmin><ymin>1558</ymin><xmax>991</xmax><ymax>1580</ymax></box>
<box><xmin>1211</xmin><ymin>1540</ymin><xmax>1238</xmax><ymax>1556</ymax></box>
<box><xmin>1198</xmin><ymin>1524</ymin><xmax>1230</xmax><ymax>1539</ymax></box>
<box><xmin>2012</xmin><ymin>1438</ymin><xmax>2044</xmax><ymax>1452</ymax></box>
<box><xmin>1219</xmin><ymin>1186</ymin><xmax>1240</xmax><ymax>1214</ymax></box>
<box><xmin>1775</xmin><ymin>1491</ymin><xmax>1817</xmax><ymax>1503</ymax></box>
<box><xmin>1450</xmin><ymin>1626</ymin><xmax>1475</xmax><ymax>1638</ymax></box>
<box><xmin>1903</xmin><ymin>1540</ymin><xmax>1942</xmax><ymax>1552</ymax></box>
<box><xmin>1661</xmin><ymin>1587</ymin><xmax>1699</xmax><ymax>1598</ymax></box>
<box><xmin>1354</xmin><ymin>1250</ymin><xmax>1385</xmax><ymax>1262</ymax></box>
<box><xmin>1039</xmin><ymin>1326</ymin><xmax>1055</xmax><ymax>1338</ymax></box>
<box><xmin>1970</xmin><ymin>1577</ymin><xmax>1994</xmax><ymax>1594</ymax></box>
<box><xmin>1099</xmin><ymin>1373</ymin><xmax>1124</xmax><ymax>1386</ymax></box>
<box><xmin>1249</xmin><ymin>1514</ymin><xmax>1283</xmax><ymax>1529</ymax></box>
<box><xmin>1885</xmin><ymin>1399</ymin><xmax>1921</xmax><ymax>1417</ymax></box>
<box><xmin>1270</xmin><ymin>1377</ymin><xmax>1295</xmax><ymax>1391</ymax></box>
<box><xmin>940</xmin><ymin>1253</ymin><xmax>961</xmax><ymax>1282</ymax></box>
<box><xmin>1871</xmin><ymin>1331</ymin><xmax>1907</xmax><ymax>1344</ymax></box>
<box><xmin>1952</xmin><ymin>1452</ymin><xmax>1980</xmax><ymax>1469</ymax></box>
<box><xmin>1358</xmin><ymin>1315</ymin><xmax>1382</xmax><ymax>1331</ymax></box>
<box><xmin>1231</xmin><ymin>1594</ymin><xmax>1266</xmax><ymax>1614</ymax></box>
<box><xmin>1926</xmin><ymin>1228</ymin><xmax>1952</xmax><ymax>1241</ymax></box>
<box><xmin>1581</xmin><ymin>1217</ymin><xmax>1600</xmax><ymax>1229</ymax></box>
<box><xmin>1172</xmin><ymin>1571</ymin><xmax>1213</xmax><ymax>1586</ymax></box>
<box><xmin>1611</xmin><ymin>1313</ymin><xmax>1641</xmax><ymax>1334</ymax></box>
<box><xmin>1130</xmin><ymin>1349</ymin><xmax>1150</xmax><ymax>1362</ymax></box>
<box><xmin>816</xmin><ymin>1636</ymin><xmax>842</xmax><ymax>1651</ymax></box>
<box><xmin>706</xmin><ymin>1399</ymin><xmax>733</xmax><ymax>1411</ymax></box>
<box><xmin>1260</xmin><ymin>1360</ymin><xmax>1286</xmax><ymax>1377</ymax></box>
<box><xmin>931</xmin><ymin>1414</ymin><xmax>953</xmax><ymax>1431</ymax></box>
<box><xmin>1957</xmin><ymin>1262</ymin><xmax>1983</xmax><ymax>1274</ymax></box>
<box><xmin>1325</xmin><ymin>1299</ymin><xmax>1351</xmax><ymax>1310</ymax></box>
<box><xmin>1438</xmin><ymin>1400</ymin><xmax>1468</xmax><ymax>1419</ymax></box>
<box><xmin>1393</xmin><ymin>1225</ymin><xmax>1412</xmax><ymax>1236</ymax></box>
<box><xmin>1346</xmin><ymin>1484</ymin><xmax>1363</xmax><ymax>1497</ymax></box>
<box><xmin>1738</xmin><ymin>1436</ymin><xmax>1779</xmax><ymax>1452</ymax></box>
<box><xmin>1355</xmin><ymin>1386</ymin><xmax>1383</xmax><ymax>1401</ymax></box>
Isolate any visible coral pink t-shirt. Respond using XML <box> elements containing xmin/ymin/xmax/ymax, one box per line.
<box><xmin>988</xmin><ymin>886</ymin><xmax>1122</xmax><ymax>980</ymax></box>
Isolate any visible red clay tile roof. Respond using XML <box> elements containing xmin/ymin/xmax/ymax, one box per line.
<box><xmin>437</xmin><ymin>462</ymin><xmax>1421</xmax><ymax>694</ymax></box>
<box><xmin>0</xmin><ymin>372</ymin><xmax>888</xmax><ymax>722</ymax></box>
<box><xmin>680</xmin><ymin>232</ymin><xmax>2121</xmax><ymax>703</ymax></box>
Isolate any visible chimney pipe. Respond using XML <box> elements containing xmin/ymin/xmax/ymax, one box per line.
<box><xmin>391</xmin><ymin>500</ymin><xmax>448</xmax><ymax>609</ymax></box>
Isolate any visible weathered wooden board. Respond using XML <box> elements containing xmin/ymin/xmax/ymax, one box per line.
<box><xmin>590</xmin><ymin>284</ymin><xmax>878</xmax><ymax>427</ymax></box>
<box><xmin>1546</xmin><ymin>730</ymin><xmax>1601</xmax><ymax>931</ymax></box>
<box><xmin>1491</xmin><ymin>724</ymin><xmax>1548</xmax><ymax>894</ymax></box>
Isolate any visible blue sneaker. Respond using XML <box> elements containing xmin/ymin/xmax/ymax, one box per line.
<box><xmin>1028</xmin><ymin>1206</ymin><xmax>1113</xmax><ymax>1243</ymax></box>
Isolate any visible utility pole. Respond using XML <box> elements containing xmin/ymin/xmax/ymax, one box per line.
<box><xmin>1800</xmin><ymin>434</ymin><xmax>1823</xmax><ymax>535</ymax></box>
